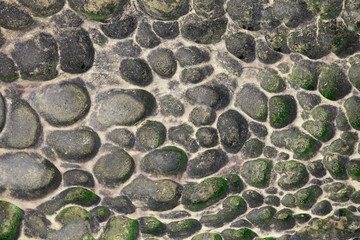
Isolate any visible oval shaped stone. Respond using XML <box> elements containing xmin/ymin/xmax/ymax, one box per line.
<box><xmin>18</xmin><ymin>0</ymin><xmax>65</xmax><ymax>17</ymax></box>
<box><xmin>344</xmin><ymin>96</ymin><xmax>360</xmax><ymax>130</ymax></box>
<box><xmin>147</xmin><ymin>48</ymin><xmax>177</xmax><ymax>78</ymax></box>
<box><xmin>1</xmin><ymin>100</ymin><xmax>41</xmax><ymax>149</ymax></box>
<box><xmin>69</xmin><ymin>0</ymin><xmax>125</xmax><ymax>20</ymax></box>
<box><xmin>138</xmin><ymin>0</ymin><xmax>189</xmax><ymax>20</ymax></box>
<box><xmin>28</xmin><ymin>80</ymin><xmax>90</xmax><ymax>126</ymax></box>
<box><xmin>0</xmin><ymin>152</ymin><xmax>61</xmax><ymax>199</ymax></box>
<box><xmin>141</xmin><ymin>146</ymin><xmax>187</xmax><ymax>176</ymax></box>
<box><xmin>0</xmin><ymin>201</ymin><xmax>23</xmax><ymax>240</ymax></box>
<box><xmin>93</xmin><ymin>149</ymin><xmax>134</xmax><ymax>188</ymax></box>
<box><xmin>0</xmin><ymin>2</ymin><xmax>33</xmax><ymax>30</ymax></box>
<box><xmin>187</xmin><ymin>149</ymin><xmax>228</xmax><ymax>178</ymax></box>
<box><xmin>94</xmin><ymin>89</ymin><xmax>156</xmax><ymax>128</ymax></box>
<box><xmin>240</xmin><ymin>159</ymin><xmax>272</xmax><ymax>188</ymax></box>
<box><xmin>136</xmin><ymin>121</ymin><xmax>166</xmax><ymax>152</ymax></box>
<box><xmin>47</xmin><ymin>128</ymin><xmax>100</xmax><ymax>162</ymax></box>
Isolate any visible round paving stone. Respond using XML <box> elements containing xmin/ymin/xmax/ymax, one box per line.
<box><xmin>47</xmin><ymin>128</ymin><xmax>100</xmax><ymax>162</ymax></box>
<box><xmin>0</xmin><ymin>152</ymin><xmax>61</xmax><ymax>199</ymax></box>
<box><xmin>68</xmin><ymin>0</ymin><xmax>126</xmax><ymax>20</ymax></box>
<box><xmin>240</xmin><ymin>159</ymin><xmax>272</xmax><ymax>188</ymax></box>
<box><xmin>275</xmin><ymin>160</ymin><xmax>309</xmax><ymax>191</ymax></box>
<box><xmin>269</xmin><ymin>95</ymin><xmax>297</xmax><ymax>128</ymax></box>
<box><xmin>28</xmin><ymin>80</ymin><xmax>90</xmax><ymax>127</ymax></box>
<box><xmin>186</xmin><ymin>85</ymin><xmax>229</xmax><ymax>110</ymax></box>
<box><xmin>153</xmin><ymin>21</ymin><xmax>179</xmax><ymax>39</ymax></box>
<box><xmin>11</xmin><ymin>32</ymin><xmax>58</xmax><ymax>81</ymax></box>
<box><xmin>93</xmin><ymin>149</ymin><xmax>134</xmax><ymax>188</ymax></box>
<box><xmin>18</xmin><ymin>0</ymin><xmax>65</xmax><ymax>16</ymax></box>
<box><xmin>101</xmin><ymin>15</ymin><xmax>137</xmax><ymax>39</ymax></box>
<box><xmin>0</xmin><ymin>2</ymin><xmax>33</xmax><ymax>30</ymax></box>
<box><xmin>189</xmin><ymin>106</ymin><xmax>216</xmax><ymax>126</ymax></box>
<box><xmin>100</xmin><ymin>215</ymin><xmax>138</xmax><ymax>240</ymax></box>
<box><xmin>225</xmin><ymin>32</ymin><xmax>256</xmax><ymax>63</ymax></box>
<box><xmin>175</xmin><ymin>46</ymin><xmax>210</xmax><ymax>67</ymax></box>
<box><xmin>159</xmin><ymin>95</ymin><xmax>184</xmax><ymax>117</ymax></box>
<box><xmin>258</xmin><ymin>67</ymin><xmax>286</xmax><ymax>93</ymax></box>
<box><xmin>106</xmin><ymin>128</ymin><xmax>135</xmax><ymax>148</ymax></box>
<box><xmin>136</xmin><ymin>121</ymin><xmax>166</xmax><ymax>151</ymax></box>
<box><xmin>226</xmin><ymin>0</ymin><xmax>264</xmax><ymax>30</ymax></box>
<box><xmin>0</xmin><ymin>201</ymin><xmax>23</xmax><ymax>240</ymax></box>
<box><xmin>187</xmin><ymin>149</ymin><xmax>227</xmax><ymax>178</ymax></box>
<box><xmin>147</xmin><ymin>48</ymin><xmax>177</xmax><ymax>78</ymax></box>
<box><xmin>120</xmin><ymin>58</ymin><xmax>153</xmax><ymax>86</ymax></box>
<box><xmin>0</xmin><ymin>53</ymin><xmax>18</xmax><ymax>82</ymax></box>
<box><xmin>138</xmin><ymin>0</ymin><xmax>189</xmax><ymax>20</ymax></box>
<box><xmin>136</xmin><ymin>20</ymin><xmax>161</xmax><ymax>48</ymax></box>
<box><xmin>63</xmin><ymin>169</ymin><xmax>95</xmax><ymax>188</ymax></box>
<box><xmin>344</xmin><ymin>96</ymin><xmax>360</xmax><ymax>130</ymax></box>
<box><xmin>196</xmin><ymin>127</ymin><xmax>219</xmax><ymax>148</ymax></box>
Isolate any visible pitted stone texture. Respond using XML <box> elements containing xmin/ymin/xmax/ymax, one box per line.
<box><xmin>0</xmin><ymin>1</ymin><xmax>33</xmax><ymax>30</ymax></box>
<box><xmin>68</xmin><ymin>0</ymin><xmax>125</xmax><ymax>21</ymax></box>
<box><xmin>186</xmin><ymin>85</ymin><xmax>229</xmax><ymax>110</ymax></box>
<box><xmin>101</xmin><ymin>15</ymin><xmax>137</xmax><ymax>39</ymax></box>
<box><xmin>147</xmin><ymin>48</ymin><xmax>177</xmax><ymax>78</ymax></box>
<box><xmin>0</xmin><ymin>53</ymin><xmax>18</xmax><ymax>82</ymax></box>
<box><xmin>225</xmin><ymin>32</ymin><xmax>256</xmax><ymax>63</ymax></box>
<box><xmin>0</xmin><ymin>99</ymin><xmax>41</xmax><ymax>149</ymax></box>
<box><xmin>241</xmin><ymin>159</ymin><xmax>272</xmax><ymax>188</ymax></box>
<box><xmin>122</xmin><ymin>175</ymin><xmax>182</xmax><ymax>211</ymax></box>
<box><xmin>28</xmin><ymin>80</ymin><xmax>90</xmax><ymax>127</ymax></box>
<box><xmin>11</xmin><ymin>32</ymin><xmax>58</xmax><ymax>81</ymax></box>
<box><xmin>187</xmin><ymin>149</ymin><xmax>227</xmax><ymax>178</ymax></box>
<box><xmin>107</xmin><ymin>128</ymin><xmax>135</xmax><ymax>148</ymax></box>
<box><xmin>168</xmin><ymin>124</ymin><xmax>199</xmax><ymax>153</ymax></box>
<box><xmin>120</xmin><ymin>58</ymin><xmax>153</xmax><ymax>86</ymax></box>
<box><xmin>159</xmin><ymin>95</ymin><xmax>184</xmax><ymax>117</ymax></box>
<box><xmin>0</xmin><ymin>201</ymin><xmax>23</xmax><ymax>240</ymax></box>
<box><xmin>153</xmin><ymin>21</ymin><xmax>179</xmax><ymax>39</ymax></box>
<box><xmin>93</xmin><ymin>149</ymin><xmax>134</xmax><ymax>188</ymax></box>
<box><xmin>63</xmin><ymin>169</ymin><xmax>95</xmax><ymax>188</ymax></box>
<box><xmin>18</xmin><ymin>0</ymin><xmax>65</xmax><ymax>16</ymax></box>
<box><xmin>58</xmin><ymin>28</ymin><xmax>95</xmax><ymax>74</ymax></box>
<box><xmin>0</xmin><ymin>152</ymin><xmax>61</xmax><ymax>199</ymax></box>
<box><xmin>51</xmin><ymin>9</ymin><xmax>83</xmax><ymax>28</ymax></box>
<box><xmin>136</xmin><ymin>121</ymin><xmax>166</xmax><ymax>151</ymax></box>
<box><xmin>47</xmin><ymin>129</ymin><xmax>100</xmax><ymax>162</ymax></box>
<box><xmin>93</xmin><ymin>89</ymin><xmax>156</xmax><ymax>129</ymax></box>
<box><xmin>275</xmin><ymin>160</ymin><xmax>309</xmax><ymax>191</ymax></box>
<box><xmin>100</xmin><ymin>215</ymin><xmax>138</xmax><ymax>240</ymax></box>
<box><xmin>138</xmin><ymin>0</ymin><xmax>189</xmax><ymax>20</ymax></box>
<box><xmin>175</xmin><ymin>46</ymin><xmax>210</xmax><ymax>67</ymax></box>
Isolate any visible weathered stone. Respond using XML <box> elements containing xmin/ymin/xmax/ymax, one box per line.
<box><xmin>159</xmin><ymin>95</ymin><xmax>184</xmax><ymax>117</ymax></box>
<box><xmin>187</xmin><ymin>149</ymin><xmax>227</xmax><ymax>178</ymax></box>
<box><xmin>303</xmin><ymin>120</ymin><xmax>335</xmax><ymax>141</ymax></box>
<box><xmin>307</xmin><ymin>160</ymin><xmax>327</xmax><ymax>178</ymax></box>
<box><xmin>189</xmin><ymin>106</ymin><xmax>216</xmax><ymax>126</ymax></box>
<box><xmin>91</xmin><ymin>206</ymin><xmax>111</xmax><ymax>223</ymax></box>
<box><xmin>216</xmin><ymin>52</ymin><xmax>243</xmax><ymax>77</ymax></box>
<box><xmin>294</xmin><ymin>185</ymin><xmax>322</xmax><ymax>210</ymax></box>
<box><xmin>289</xmin><ymin>59</ymin><xmax>324</xmax><ymax>90</ymax></box>
<box><xmin>192</xmin><ymin>232</ymin><xmax>222</xmax><ymax>240</ymax></box>
<box><xmin>186</xmin><ymin>85</ymin><xmax>229</xmax><ymax>110</ymax></box>
<box><xmin>324</xmin><ymin>182</ymin><xmax>354</xmax><ymax>202</ymax></box>
<box><xmin>221</xmin><ymin>228</ymin><xmax>257</xmax><ymax>240</ymax></box>
<box><xmin>24</xmin><ymin>210</ymin><xmax>52</xmax><ymax>239</ymax></box>
<box><xmin>136</xmin><ymin>20</ymin><xmax>161</xmax><ymax>48</ymax></box>
<box><xmin>269</xmin><ymin>95</ymin><xmax>297</xmax><ymax>128</ymax></box>
<box><xmin>51</xmin><ymin>9</ymin><xmax>83</xmax><ymax>28</ymax></box>
<box><xmin>265</xmin><ymin>195</ymin><xmax>280</xmax><ymax>207</ymax></box>
<box><xmin>241</xmin><ymin>159</ymin><xmax>272</xmax><ymax>188</ymax></box>
<box><xmin>93</xmin><ymin>149</ymin><xmax>134</xmax><ymax>188</ymax></box>
<box><xmin>114</xmin><ymin>40</ymin><xmax>141</xmax><ymax>57</ymax></box>
<box><xmin>311</xmin><ymin>200</ymin><xmax>332</xmax><ymax>216</ymax></box>
<box><xmin>175</xmin><ymin>46</ymin><xmax>209</xmax><ymax>67</ymax></box>
<box><xmin>225</xmin><ymin>174</ymin><xmax>244</xmax><ymax>193</ymax></box>
<box><xmin>242</xmin><ymin>190</ymin><xmax>264</xmax><ymax>208</ymax></box>
<box><xmin>106</xmin><ymin>128</ymin><xmax>135</xmax><ymax>148</ymax></box>
<box><xmin>56</xmin><ymin>206</ymin><xmax>92</xmax><ymax>226</ymax></box>
<box><xmin>0</xmin><ymin>2</ymin><xmax>33</xmax><ymax>30</ymax></box>
<box><xmin>101</xmin><ymin>15</ymin><xmax>137</xmax><ymax>39</ymax></box>
<box><xmin>0</xmin><ymin>53</ymin><xmax>18</xmax><ymax>82</ymax></box>
<box><xmin>19</xmin><ymin>0</ymin><xmax>65</xmax><ymax>16</ymax></box>
<box><xmin>141</xmin><ymin>146</ymin><xmax>187</xmax><ymax>176</ymax></box>
<box><xmin>226</xmin><ymin>0</ymin><xmax>265</xmax><ymax>30</ymax></box>
<box><xmin>311</xmin><ymin>105</ymin><xmax>337</xmax><ymax>122</ymax></box>
<box><xmin>347</xmin><ymin>160</ymin><xmax>360</xmax><ymax>181</ymax></box>
<box><xmin>249</xmin><ymin>122</ymin><xmax>268</xmax><ymax>138</ymax></box>
<box><xmin>272</xmin><ymin>0</ymin><xmax>313</xmax><ymax>28</ymax></box>
<box><xmin>344</xmin><ymin>96</ymin><xmax>360</xmax><ymax>130</ymax></box>
<box><xmin>0</xmin><ymin>201</ymin><xmax>23</xmax><ymax>240</ymax></box>
<box><xmin>167</xmin><ymin>219</ymin><xmax>201</xmax><ymax>238</ymax></box>
<box><xmin>147</xmin><ymin>48</ymin><xmax>177</xmax><ymax>78</ymax></box>
<box><xmin>63</xmin><ymin>169</ymin><xmax>95</xmax><ymax>188</ymax></box>
<box><xmin>265</xmin><ymin>25</ymin><xmax>290</xmax><ymax>53</ymax></box>
<box><xmin>138</xmin><ymin>0</ymin><xmax>189</xmax><ymax>20</ymax></box>
<box><xmin>102</xmin><ymin>196</ymin><xmax>135</xmax><ymax>214</ymax></box>
<box><xmin>153</xmin><ymin>21</ymin><xmax>179</xmax><ymax>39</ymax></box>
<box><xmin>275</xmin><ymin>160</ymin><xmax>309</xmax><ymax>190</ymax></box>
<box><xmin>256</xmin><ymin>40</ymin><xmax>282</xmax><ymax>64</ymax></box>
<box><xmin>168</xmin><ymin>124</ymin><xmax>199</xmax><ymax>153</ymax></box>
<box><xmin>68</xmin><ymin>0</ymin><xmax>125</xmax><ymax>20</ymax></box>
<box><xmin>100</xmin><ymin>215</ymin><xmax>138</xmax><ymax>240</ymax></box>
<box><xmin>217</xmin><ymin>110</ymin><xmax>248</xmax><ymax>153</ymax></box>
<box><xmin>305</xmin><ymin>0</ymin><xmax>342</xmax><ymax>19</ymax></box>
<box><xmin>180</xmin><ymin>65</ymin><xmax>214</xmax><ymax>84</ymax></box>
<box><xmin>235</xmin><ymin>84</ymin><xmax>267</xmax><ymax>121</ymax></box>
<box><xmin>258</xmin><ymin>67</ymin><xmax>285</xmax><ymax>93</ymax></box>
<box><xmin>48</xmin><ymin>220</ymin><xmax>94</xmax><ymax>240</ymax></box>
<box><xmin>120</xmin><ymin>58</ymin><xmax>153</xmax><ymax>86</ymax></box>
<box><xmin>246</xmin><ymin>206</ymin><xmax>276</xmax><ymax>230</ymax></box>
<box><xmin>225</xmin><ymin>32</ymin><xmax>255</xmax><ymax>63</ymax></box>
<box><xmin>241</xmin><ymin>139</ymin><xmax>264</xmax><ymax>158</ymax></box>
<box><xmin>136</xmin><ymin>121</ymin><xmax>166</xmax><ymax>151</ymax></box>
<box><xmin>139</xmin><ymin>216</ymin><xmax>165</xmax><ymax>235</ymax></box>
<box><xmin>323</xmin><ymin>153</ymin><xmax>348</xmax><ymax>180</ymax></box>
<box><xmin>196</xmin><ymin>127</ymin><xmax>218</xmax><ymax>148</ymax></box>
<box><xmin>296</xmin><ymin>92</ymin><xmax>321</xmax><ymax>110</ymax></box>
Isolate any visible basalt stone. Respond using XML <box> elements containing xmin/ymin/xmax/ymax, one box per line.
<box><xmin>265</xmin><ymin>195</ymin><xmax>280</xmax><ymax>207</ymax></box>
<box><xmin>307</xmin><ymin>160</ymin><xmax>327</xmax><ymax>178</ymax></box>
<box><xmin>63</xmin><ymin>170</ymin><xmax>95</xmax><ymax>188</ymax></box>
<box><xmin>180</xmin><ymin>65</ymin><xmax>214</xmax><ymax>84</ymax></box>
<box><xmin>175</xmin><ymin>46</ymin><xmax>210</xmax><ymax>67</ymax></box>
<box><xmin>187</xmin><ymin>149</ymin><xmax>228</xmax><ymax>178</ymax></box>
<box><xmin>0</xmin><ymin>152</ymin><xmax>60</xmax><ymax>200</ymax></box>
<box><xmin>91</xmin><ymin>206</ymin><xmax>111</xmax><ymax>223</ymax></box>
<box><xmin>138</xmin><ymin>0</ymin><xmax>189</xmax><ymax>20</ymax></box>
<box><xmin>114</xmin><ymin>40</ymin><xmax>141</xmax><ymax>57</ymax></box>
<box><xmin>136</xmin><ymin>121</ymin><xmax>166</xmax><ymax>151</ymax></box>
<box><xmin>122</xmin><ymin>175</ymin><xmax>182</xmax><ymax>211</ymax></box>
<box><xmin>225</xmin><ymin>32</ymin><xmax>256</xmax><ymax>63</ymax></box>
<box><xmin>263</xmin><ymin>146</ymin><xmax>277</xmax><ymax>159</ymax></box>
<box><xmin>347</xmin><ymin>160</ymin><xmax>360</xmax><ymax>181</ymax></box>
<box><xmin>197</xmin><ymin>127</ymin><xmax>221</xmax><ymax>148</ymax></box>
<box><xmin>249</xmin><ymin>122</ymin><xmax>268</xmax><ymax>138</ymax></box>
<box><xmin>0</xmin><ymin>100</ymin><xmax>41</xmax><ymax>149</ymax></box>
<box><xmin>48</xmin><ymin>220</ymin><xmax>94</xmax><ymax>240</ymax></box>
<box><xmin>181</xmin><ymin>14</ymin><xmax>227</xmax><ymax>44</ymax></box>
<box><xmin>281</xmin><ymin>194</ymin><xmax>296</xmax><ymax>208</ymax></box>
<box><xmin>230</xmin><ymin>219</ymin><xmax>253</xmax><ymax>228</ymax></box>
<box><xmin>348</xmin><ymin>63</ymin><xmax>360</xmax><ymax>91</ymax></box>
<box><xmin>0</xmin><ymin>201</ymin><xmax>23</xmax><ymax>240</ymax></box>
<box><xmin>225</xmin><ymin>174</ymin><xmax>244</xmax><ymax>193</ymax></box>
<box><xmin>329</xmin><ymin>138</ymin><xmax>356</xmax><ymax>155</ymax></box>
<box><xmin>186</xmin><ymin>85</ymin><xmax>229</xmax><ymax>110</ymax></box>
<box><xmin>296</xmin><ymin>92</ymin><xmax>321</xmax><ymax>111</ymax></box>
<box><xmin>221</xmin><ymin>228</ymin><xmax>257</xmax><ymax>240</ymax></box>
<box><xmin>317</xmin><ymin>19</ymin><xmax>359</xmax><ymax>57</ymax></box>
<box><xmin>141</xmin><ymin>146</ymin><xmax>187</xmax><ymax>176</ymax></box>
<box><xmin>344</xmin><ymin>96</ymin><xmax>360</xmax><ymax>130</ymax></box>
<box><xmin>235</xmin><ymin>84</ymin><xmax>268</xmax><ymax>121</ymax></box>
<box><xmin>311</xmin><ymin>105</ymin><xmax>337</xmax><ymax>122</ymax></box>
<box><xmin>107</xmin><ymin>128</ymin><xmax>135</xmax><ymax>148</ymax></box>
<box><xmin>323</xmin><ymin>153</ymin><xmax>348</xmax><ymax>180</ymax></box>
<box><xmin>136</xmin><ymin>20</ymin><xmax>161</xmax><ymax>48</ymax></box>
<box><xmin>38</xmin><ymin>187</ymin><xmax>100</xmax><ymax>215</ymax></box>
<box><xmin>68</xmin><ymin>0</ymin><xmax>125</xmax><ymax>20</ymax></box>
<box><xmin>0</xmin><ymin>2</ymin><xmax>33</xmax><ymax>30</ymax></box>
<box><xmin>166</xmin><ymin>219</ymin><xmax>201</xmax><ymax>238</ymax></box>
<box><xmin>101</xmin><ymin>15</ymin><xmax>137</xmax><ymax>39</ymax></box>
<box><xmin>289</xmin><ymin>59</ymin><xmax>324</xmax><ymax>90</ymax></box>
<box><xmin>102</xmin><ymin>196</ymin><xmax>135</xmax><ymax>214</ymax></box>
<box><xmin>93</xmin><ymin>149</ymin><xmax>134</xmax><ymax>188</ymax></box>
<box><xmin>93</xmin><ymin>89</ymin><xmax>156</xmax><ymax>128</ymax></box>
<box><xmin>241</xmin><ymin>159</ymin><xmax>272</xmax><ymax>188</ymax></box>
<box><xmin>294</xmin><ymin>213</ymin><xmax>311</xmax><ymax>224</ymax></box>
<box><xmin>271</xmin><ymin>128</ymin><xmax>321</xmax><ymax>160</ymax></box>
<box><xmin>11</xmin><ymin>32</ymin><xmax>58</xmax><ymax>80</ymax></box>
<box><xmin>189</xmin><ymin>106</ymin><xmax>216</xmax><ymax>126</ymax></box>
<box><xmin>241</xmin><ymin>139</ymin><xmax>264</xmax><ymax>158</ymax></box>
<box><xmin>275</xmin><ymin>160</ymin><xmax>309</xmax><ymax>191</ymax></box>
<box><xmin>19</xmin><ymin>0</ymin><xmax>65</xmax><ymax>16</ymax></box>
<box><xmin>343</xmin><ymin>0</ymin><xmax>360</xmax><ymax>32</ymax></box>
<box><xmin>242</xmin><ymin>190</ymin><xmax>264</xmax><ymax>208</ymax></box>
<box><xmin>303</xmin><ymin>120</ymin><xmax>335</xmax><ymax>141</ymax></box>
<box><xmin>265</xmin><ymin>25</ymin><xmax>290</xmax><ymax>53</ymax></box>
<box><xmin>256</xmin><ymin>40</ymin><xmax>282</xmax><ymax>64</ymax></box>
<box><xmin>0</xmin><ymin>53</ymin><xmax>18</xmax><ymax>82</ymax></box>
<box><xmin>246</xmin><ymin>206</ymin><xmax>276</xmax><ymax>230</ymax></box>
<box><xmin>311</xmin><ymin>200</ymin><xmax>332</xmax><ymax>216</ymax></box>
<box><xmin>217</xmin><ymin>110</ymin><xmax>248</xmax><ymax>153</ymax></box>
<box><xmin>269</xmin><ymin>95</ymin><xmax>297</xmax><ymax>128</ymax></box>
<box><xmin>153</xmin><ymin>21</ymin><xmax>179</xmax><ymax>39</ymax></box>
<box><xmin>305</xmin><ymin>0</ymin><xmax>342</xmax><ymax>19</ymax></box>
<box><xmin>258</xmin><ymin>67</ymin><xmax>286</xmax><ymax>93</ymax></box>
<box><xmin>24</xmin><ymin>210</ymin><xmax>52</xmax><ymax>239</ymax></box>
<box><xmin>47</xmin><ymin>129</ymin><xmax>100</xmax><ymax>162</ymax></box>
<box><xmin>51</xmin><ymin>9</ymin><xmax>83</xmax><ymax>28</ymax></box>
<box><xmin>194</xmin><ymin>0</ymin><xmax>224</xmax><ymax>19</ymax></box>
<box><xmin>55</xmin><ymin>206</ymin><xmax>92</xmax><ymax>226</ymax></box>
<box><xmin>168</xmin><ymin>124</ymin><xmax>199</xmax><ymax>153</ymax></box>
<box><xmin>272</xmin><ymin>0</ymin><xmax>313</xmax><ymax>28</ymax></box>
<box><xmin>139</xmin><ymin>216</ymin><xmax>165</xmax><ymax>235</ymax></box>
<box><xmin>324</xmin><ymin>182</ymin><xmax>354</xmax><ymax>202</ymax></box>
<box><xmin>287</xmin><ymin>23</ymin><xmax>328</xmax><ymax>59</ymax></box>
<box><xmin>28</xmin><ymin>80</ymin><xmax>90</xmax><ymax>126</ymax></box>
<box><xmin>147</xmin><ymin>48</ymin><xmax>177</xmax><ymax>78</ymax></box>
<box><xmin>294</xmin><ymin>185</ymin><xmax>323</xmax><ymax>210</ymax></box>
<box><xmin>100</xmin><ymin>215</ymin><xmax>138</xmax><ymax>240</ymax></box>
<box><xmin>226</xmin><ymin>0</ymin><xmax>265</xmax><ymax>30</ymax></box>
<box><xmin>120</xmin><ymin>58</ymin><xmax>153</xmax><ymax>86</ymax></box>
<box><xmin>273</xmin><ymin>209</ymin><xmax>295</xmax><ymax>231</ymax></box>
<box><xmin>159</xmin><ymin>95</ymin><xmax>184</xmax><ymax>117</ymax></box>
<box><xmin>182</xmin><ymin>177</ymin><xmax>227</xmax><ymax>211</ymax></box>
<box><xmin>192</xmin><ymin>233</ymin><xmax>222</xmax><ymax>240</ymax></box>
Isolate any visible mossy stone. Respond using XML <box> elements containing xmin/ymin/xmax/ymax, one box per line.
<box><xmin>242</xmin><ymin>190</ymin><xmax>264</xmax><ymax>208</ymax></box>
<box><xmin>307</xmin><ymin>160</ymin><xmax>327</xmax><ymax>178</ymax></box>
<box><xmin>225</xmin><ymin>174</ymin><xmax>244</xmax><ymax>193</ymax></box>
<box><xmin>318</xmin><ymin>64</ymin><xmax>351</xmax><ymax>100</ymax></box>
<box><xmin>289</xmin><ymin>60</ymin><xmax>322</xmax><ymax>90</ymax></box>
<box><xmin>273</xmin><ymin>209</ymin><xmax>295</xmax><ymax>230</ymax></box>
<box><xmin>275</xmin><ymin>160</ymin><xmax>309</xmax><ymax>191</ymax></box>
<box><xmin>294</xmin><ymin>185</ymin><xmax>323</xmax><ymax>210</ymax></box>
<box><xmin>136</xmin><ymin>121</ymin><xmax>166</xmax><ymax>151</ymax></box>
<box><xmin>344</xmin><ymin>96</ymin><xmax>360</xmax><ymax>130</ymax></box>
<box><xmin>139</xmin><ymin>216</ymin><xmax>165</xmax><ymax>235</ymax></box>
<box><xmin>166</xmin><ymin>219</ymin><xmax>201</xmax><ymax>238</ymax></box>
<box><xmin>246</xmin><ymin>206</ymin><xmax>276</xmax><ymax>230</ymax></box>
<box><xmin>323</xmin><ymin>153</ymin><xmax>348</xmax><ymax>180</ymax></box>
<box><xmin>221</xmin><ymin>228</ymin><xmax>257</xmax><ymax>240</ymax></box>
<box><xmin>269</xmin><ymin>95</ymin><xmax>297</xmax><ymax>128</ymax></box>
<box><xmin>192</xmin><ymin>232</ymin><xmax>222</xmax><ymax>240</ymax></box>
<box><xmin>347</xmin><ymin>160</ymin><xmax>360</xmax><ymax>181</ymax></box>
<box><xmin>91</xmin><ymin>206</ymin><xmax>111</xmax><ymax>223</ymax></box>
<box><xmin>258</xmin><ymin>67</ymin><xmax>285</xmax><ymax>93</ymax></box>
<box><xmin>0</xmin><ymin>201</ymin><xmax>23</xmax><ymax>240</ymax></box>
<box><xmin>240</xmin><ymin>159</ymin><xmax>272</xmax><ymax>188</ymax></box>
<box><xmin>311</xmin><ymin>200</ymin><xmax>332</xmax><ymax>216</ymax></box>
<box><xmin>324</xmin><ymin>182</ymin><xmax>354</xmax><ymax>202</ymax></box>
<box><xmin>302</xmin><ymin>120</ymin><xmax>334</xmax><ymax>141</ymax></box>
<box><xmin>263</xmin><ymin>146</ymin><xmax>277</xmax><ymax>159</ymax></box>
<box><xmin>242</xmin><ymin>139</ymin><xmax>264</xmax><ymax>158</ymax></box>
<box><xmin>311</xmin><ymin>105</ymin><xmax>337</xmax><ymax>122</ymax></box>
<box><xmin>294</xmin><ymin>213</ymin><xmax>311</xmax><ymax>223</ymax></box>
<box><xmin>100</xmin><ymin>215</ymin><xmax>138</xmax><ymax>240</ymax></box>
<box><xmin>281</xmin><ymin>194</ymin><xmax>296</xmax><ymax>208</ymax></box>
<box><xmin>56</xmin><ymin>206</ymin><xmax>92</xmax><ymax>225</ymax></box>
